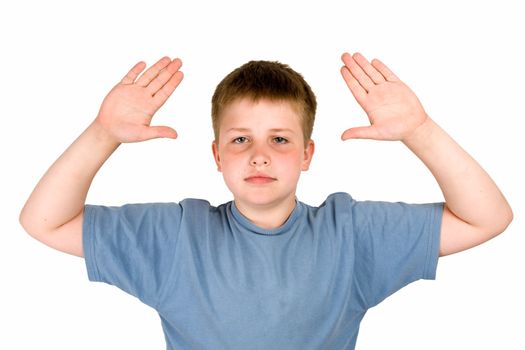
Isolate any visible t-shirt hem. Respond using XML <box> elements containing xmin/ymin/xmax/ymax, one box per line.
<box><xmin>83</xmin><ymin>205</ymin><xmax>101</xmax><ymax>282</ymax></box>
<box><xmin>423</xmin><ymin>202</ymin><xmax>444</xmax><ymax>280</ymax></box>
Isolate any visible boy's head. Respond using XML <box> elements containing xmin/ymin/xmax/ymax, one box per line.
<box><xmin>210</xmin><ymin>61</ymin><xmax>317</xmax><ymax>218</ymax></box>
<box><xmin>211</xmin><ymin>60</ymin><xmax>317</xmax><ymax>145</ymax></box>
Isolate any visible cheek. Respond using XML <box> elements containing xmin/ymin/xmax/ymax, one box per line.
<box><xmin>275</xmin><ymin>151</ymin><xmax>304</xmax><ymax>170</ymax></box>
<box><xmin>219</xmin><ymin>153</ymin><xmax>244</xmax><ymax>174</ymax></box>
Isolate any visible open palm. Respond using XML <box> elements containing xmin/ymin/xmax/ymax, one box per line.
<box><xmin>340</xmin><ymin>52</ymin><xmax>427</xmax><ymax>141</ymax></box>
<box><xmin>96</xmin><ymin>56</ymin><xmax>184</xmax><ymax>143</ymax></box>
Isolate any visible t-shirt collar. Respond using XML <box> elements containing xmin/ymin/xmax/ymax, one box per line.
<box><xmin>229</xmin><ymin>199</ymin><xmax>303</xmax><ymax>236</ymax></box>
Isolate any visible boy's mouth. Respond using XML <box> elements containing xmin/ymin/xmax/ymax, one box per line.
<box><xmin>244</xmin><ymin>174</ymin><xmax>277</xmax><ymax>184</ymax></box>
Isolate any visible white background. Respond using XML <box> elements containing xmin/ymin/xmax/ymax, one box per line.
<box><xmin>1</xmin><ymin>0</ymin><xmax>524</xmax><ymax>349</ymax></box>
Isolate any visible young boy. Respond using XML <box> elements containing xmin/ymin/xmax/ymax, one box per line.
<box><xmin>20</xmin><ymin>52</ymin><xmax>512</xmax><ymax>349</ymax></box>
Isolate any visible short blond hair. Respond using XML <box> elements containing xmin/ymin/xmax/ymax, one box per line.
<box><xmin>211</xmin><ymin>60</ymin><xmax>317</xmax><ymax>144</ymax></box>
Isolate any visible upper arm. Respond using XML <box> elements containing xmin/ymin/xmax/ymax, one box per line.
<box><xmin>29</xmin><ymin>212</ymin><xmax>84</xmax><ymax>258</ymax></box>
<box><xmin>439</xmin><ymin>204</ymin><xmax>504</xmax><ymax>257</ymax></box>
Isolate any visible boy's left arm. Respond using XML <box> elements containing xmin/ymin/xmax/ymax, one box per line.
<box><xmin>340</xmin><ymin>52</ymin><xmax>513</xmax><ymax>256</ymax></box>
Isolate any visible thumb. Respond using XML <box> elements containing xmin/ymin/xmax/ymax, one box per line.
<box><xmin>139</xmin><ymin>125</ymin><xmax>178</xmax><ymax>141</ymax></box>
<box><xmin>341</xmin><ymin>126</ymin><xmax>380</xmax><ymax>141</ymax></box>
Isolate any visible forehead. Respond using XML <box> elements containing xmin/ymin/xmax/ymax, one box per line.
<box><xmin>219</xmin><ymin>97</ymin><xmax>303</xmax><ymax>130</ymax></box>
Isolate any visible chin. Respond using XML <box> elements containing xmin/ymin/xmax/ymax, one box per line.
<box><xmin>241</xmin><ymin>196</ymin><xmax>278</xmax><ymax>207</ymax></box>
<box><xmin>238</xmin><ymin>191</ymin><xmax>294</xmax><ymax>208</ymax></box>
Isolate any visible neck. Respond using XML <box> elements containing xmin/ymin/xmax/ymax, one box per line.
<box><xmin>234</xmin><ymin>197</ymin><xmax>297</xmax><ymax>229</ymax></box>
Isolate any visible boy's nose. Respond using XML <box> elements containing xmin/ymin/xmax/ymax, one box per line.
<box><xmin>250</xmin><ymin>146</ymin><xmax>270</xmax><ymax>166</ymax></box>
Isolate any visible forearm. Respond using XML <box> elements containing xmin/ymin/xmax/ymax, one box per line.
<box><xmin>20</xmin><ymin>120</ymin><xmax>119</xmax><ymax>236</ymax></box>
<box><xmin>403</xmin><ymin>117</ymin><xmax>513</xmax><ymax>232</ymax></box>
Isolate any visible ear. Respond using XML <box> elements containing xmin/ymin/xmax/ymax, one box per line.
<box><xmin>301</xmin><ymin>139</ymin><xmax>315</xmax><ymax>171</ymax></box>
<box><xmin>212</xmin><ymin>141</ymin><xmax>222</xmax><ymax>172</ymax></box>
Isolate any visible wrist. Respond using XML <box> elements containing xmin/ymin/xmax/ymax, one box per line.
<box><xmin>402</xmin><ymin>115</ymin><xmax>435</xmax><ymax>149</ymax></box>
<box><xmin>90</xmin><ymin>118</ymin><xmax>121</xmax><ymax>150</ymax></box>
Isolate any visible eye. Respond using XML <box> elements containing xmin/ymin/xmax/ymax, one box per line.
<box><xmin>273</xmin><ymin>136</ymin><xmax>288</xmax><ymax>144</ymax></box>
<box><xmin>233</xmin><ymin>136</ymin><xmax>248</xmax><ymax>144</ymax></box>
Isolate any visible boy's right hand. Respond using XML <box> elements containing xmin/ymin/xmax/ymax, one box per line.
<box><xmin>19</xmin><ymin>56</ymin><xmax>184</xmax><ymax>257</ymax></box>
<box><xmin>95</xmin><ymin>56</ymin><xmax>184</xmax><ymax>143</ymax></box>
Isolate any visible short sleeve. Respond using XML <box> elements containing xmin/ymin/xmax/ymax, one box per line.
<box><xmin>82</xmin><ymin>202</ymin><xmax>182</xmax><ymax>308</ymax></box>
<box><xmin>351</xmin><ymin>199</ymin><xmax>444</xmax><ymax>308</ymax></box>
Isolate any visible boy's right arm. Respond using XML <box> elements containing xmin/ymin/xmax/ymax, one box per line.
<box><xmin>19</xmin><ymin>57</ymin><xmax>184</xmax><ymax>257</ymax></box>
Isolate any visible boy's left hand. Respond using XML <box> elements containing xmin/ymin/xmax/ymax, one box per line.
<box><xmin>340</xmin><ymin>52</ymin><xmax>428</xmax><ymax>141</ymax></box>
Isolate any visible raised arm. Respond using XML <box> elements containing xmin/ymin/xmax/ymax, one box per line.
<box><xmin>340</xmin><ymin>52</ymin><xmax>513</xmax><ymax>256</ymax></box>
<box><xmin>19</xmin><ymin>57</ymin><xmax>184</xmax><ymax>257</ymax></box>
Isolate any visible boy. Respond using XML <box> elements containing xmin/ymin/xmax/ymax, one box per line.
<box><xmin>20</xmin><ymin>52</ymin><xmax>512</xmax><ymax>349</ymax></box>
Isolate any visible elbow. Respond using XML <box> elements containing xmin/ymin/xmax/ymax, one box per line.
<box><xmin>488</xmin><ymin>204</ymin><xmax>513</xmax><ymax>238</ymax></box>
<box><xmin>19</xmin><ymin>205</ymin><xmax>46</xmax><ymax>240</ymax></box>
<box><xmin>472</xmin><ymin>204</ymin><xmax>514</xmax><ymax>245</ymax></box>
<box><xmin>19</xmin><ymin>205</ymin><xmax>30</xmax><ymax>234</ymax></box>
<box><xmin>19</xmin><ymin>209</ymin><xmax>54</xmax><ymax>248</ymax></box>
<box><xmin>500</xmin><ymin>204</ymin><xmax>514</xmax><ymax>233</ymax></box>
<box><xmin>19</xmin><ymin>206</ymin><xmax>35</xmax><ymax>238</ymax></box>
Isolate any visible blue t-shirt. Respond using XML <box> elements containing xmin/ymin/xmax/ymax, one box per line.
<box><xmin>83</xmin><ymin>192</ymin><xmax>443</xmax><ymax>349</ymax></box>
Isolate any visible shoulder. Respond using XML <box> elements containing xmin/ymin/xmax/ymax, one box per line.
<box><xmin>84</xmin><ymin>199</ymin><xmax>223</xmax><ymax>229</ymax></box>
<box><xmin>309</xmin><ymin>192</ymin><xmax>356</xmax><ymax>213</ymax></box>
<box><xmin>179</xmin><ymin>198</ymin><xmax>214</xmax><ymax>210</ymax></box>
<box><xmin>307</xmin><ymin>192</ymin><xmax>355</xmax><ymax>207</ymax></box>
<box><xmin>93</xmin><ymin>198</ymin><xmax>216</xmax><ymax>213</ymax></box>
<box><xmin>307</xmin><ymin>193</ymin><xmax>442</xmax><ymax>228</ymax></box>
<box><xmin>299</xmin><ymin>192</ymin><xmax>356</xmax><ymax>228</ymax></box>
<box><xmin>325</xmin><ymin>192</ymin><xmax>355</xmax><ymax>204</ymax></box>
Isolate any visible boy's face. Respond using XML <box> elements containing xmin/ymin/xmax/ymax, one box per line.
<box><xmin>212</xmin><ymin>98</ymin><xmax>314</xmax><ymax>211</ymax></box>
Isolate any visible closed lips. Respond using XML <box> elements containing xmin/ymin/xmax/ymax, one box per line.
<box><xmin>244</xmin><ymin>175</ymin><xmax>276</xmax><ymax>183</ymax></box>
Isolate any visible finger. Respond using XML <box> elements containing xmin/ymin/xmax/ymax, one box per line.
<box><xmin>341</xmin><ymin>126</ymin><xmax>381</xmax><ymax>141</ymax></box>
<box><xmin>135</xmin><ymin>56</ymin><xmax>172</xmax><ymax>87</ymax></box>
<box><xmin>152</xmin><ymin>71</ymin><xmax>184</xmax><ymax>107</ymax></box>
<box><xmin>147</xmin><ymin>58</ymin><xmax>183</xmax><ymax>95</ymax></box>
<box><xmin>340</xmin><ymin>66</ymin><xmax>367</xmax><ymax>105</ymax></box>
<box><xmin>352</xmin><ymin>52</ymin><xmax>386</xmax><ymax>85</ymax></box>
<box><xmin>341</xmin><ymin>52</ymin><xmax>375</xmax><ymax>92</ymax></box>
<box><xmin>121</xmin><ymin>61</ymin><xmax>146</xmax><ymax>84</ymax></box>
<box><xmin>371</xmin><ymin>58</ymin><xmax>400</xmax><ymax>82</ymax></box>
<box><xmin>138</xmin><ymin>125</ymin><xmax>178</xmax><ymax>141</ymax></box>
